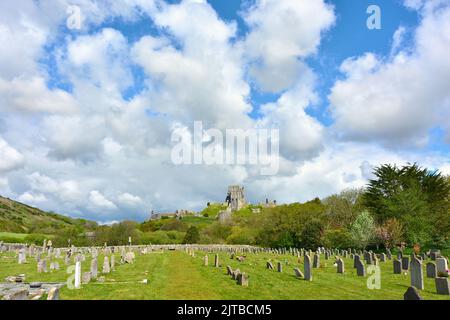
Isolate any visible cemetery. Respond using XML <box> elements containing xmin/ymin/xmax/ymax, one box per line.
<box><xmin>0</xmin><ymin>242</ymin><xmax>449</xmax><ymax>300</ymax></box>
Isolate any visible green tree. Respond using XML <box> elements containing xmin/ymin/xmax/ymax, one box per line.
<box><xmin>299</xmin><ymin>220</ymin><xmax>324</xmax><ymax>250</ymax></box>
<box><xmin>364</xmin><ymin>163</ymin><xmax>450</xmax><ymax>246</ymax></box>
<box><xmin>350</xmin><ymin>211</ymin><xmax>375</xmax><ymax>249</ymax></box>
<box><xmin>183</xmin><ymin>226</ymin><xmax>200</xmax><ymax>244</ymax></box>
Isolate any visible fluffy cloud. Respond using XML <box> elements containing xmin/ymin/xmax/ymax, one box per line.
<box><xmin>329</xmin><ymin>2</ymin><xmax>450</xmax><ymax>147</ymax></box>
<box><xmin>0</xmin><ymin>77</ymin><xmax>78</xmax><ymax>114</ymax></box>
<box><xmin>89</xmin><ymin>190</ymin><xmax>117</xmax><ymax>210</ymax></box>
<box><xmin>0</xmin><ymin>137</ymin><xmax>25</xmax><ymax>173</ymax></box>
<box><xmin>242</xmin><ymin>0</ymin><xmax>335</xmax><ymax>93</ymax></box>
<box><xmin>118</xmin><ymin>193</ymin><xmax>143</xmax><ymax>207</ymax></box>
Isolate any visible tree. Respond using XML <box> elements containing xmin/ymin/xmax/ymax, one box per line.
<box><xmin>375</xmin><ymin>218</ymin><xmax>404</xmax><ymax>249</ymax></box>
<box><xmin>323</xmin><ymin>188</ymin><xmax>365</xmax><ymax>228</ymax></box>
<box><xmin>350</xmin><ymin>211</ymin><xmax>375</xmax><ymax>249</ymax></box>
<box><xmin>364</xmin><ymin>163</ymin><xmax>450</xmax><ymax>246</ymax></box>
<box><xmin>183</xmin><ymin>226</ymin><xmax>200</xmax><ymax>244</ymax></box>
<box><xmin>299</xmin><ymin>220</ymin><xmax>324</xmax><ymax>250</ymax></box>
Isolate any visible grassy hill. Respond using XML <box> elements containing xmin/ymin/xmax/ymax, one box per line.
<box><xmin>0</xmin><ymin>195</ymin><xmax>96</xmax><ymax>235</ymax></box>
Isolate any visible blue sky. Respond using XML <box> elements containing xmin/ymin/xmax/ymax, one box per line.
<box><xmin>0</xmin><ymin>0</ymin><xmax>449</xmax><ymax>223</ymax></box>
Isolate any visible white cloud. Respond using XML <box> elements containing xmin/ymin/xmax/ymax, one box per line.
<box><xmin>0</xmin><ymin>77</ymin><xmax>78</xmax><ymax>114</ymax></box>
<box><xmin>0</xmin><ymin>137</ymin><xmax>25</xmax><ymax>173</ymax></box>
<box><xmin>118</xmin><ymin>193</ymin><xmax>143</xmax><ymax>207</ymax></box>
<box><xmin>242</xmin><ymin>0</ymin><xmax>335</xmax><ymax>93</ymax></box>
<box><xmin>89</xmin><ymin>190</ymin><xmax>117</xmax><ymax>210</ymax></box>
<box><xmin>18</xmin><ymin>191</ymin><xmax>47</xmax><ymax>205</ymax></box>
<box><xmin>329</xmin><ymin>3</ymin><xmax>450</xmax><ymax>147</ymax></box>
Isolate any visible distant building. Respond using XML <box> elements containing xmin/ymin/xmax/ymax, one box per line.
<box><xmin>226</xmin><ymin>185</ymin><xmax>246</xmax><ymax>211</ymax></box>
<box><xmin>150</xmin><ymin>209</ymin><xmax>192</xmax><ymax>220</ymax></box>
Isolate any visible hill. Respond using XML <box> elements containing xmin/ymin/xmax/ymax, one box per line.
<box><xmin>0</xmin><ymin>195</ymin><xmax>96</xmax><ymax>234</ymax></box>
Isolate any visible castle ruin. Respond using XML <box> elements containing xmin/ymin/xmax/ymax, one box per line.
<box><xmin>226</xmin><ymin>185</ymin><xmax>246</xmax><ymax>211</ymax></box>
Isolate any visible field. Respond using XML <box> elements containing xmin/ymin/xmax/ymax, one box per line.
<box><xmin>1</xmin><ymin>249</ymin><xmax>449</xmax><ymax>300</ymax></box>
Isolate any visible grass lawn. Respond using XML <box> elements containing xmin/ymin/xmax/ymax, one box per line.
<box><xmin>0</xmin><ymin>232</ymin><xmax>28</xmax><ymax>240</ymax></box>
<box><xmin>1</xmin><ymin>250</ymin><xmax>449</xmax><ymax>300</ymax></box>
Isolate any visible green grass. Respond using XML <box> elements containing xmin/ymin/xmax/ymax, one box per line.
<box><xmin>0</xmin><ymin>232</ymin><xmax>28</xmax><ymax>240</ymax></box>
<box><xmin>1</xmin><ymin>250</ymin><xmax>449</xmax><ymax>300</ymax></box>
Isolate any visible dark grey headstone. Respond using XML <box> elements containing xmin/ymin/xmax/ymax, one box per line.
<box><xmin>404</xmin><ymin>286</ymin><xmax>423</xmax><ymax>300</ymax></box>
<box><xmin>426</xmin><ymin>262</ymin><xmax>437</xmax><ymax>278</ymax></box>
<box><xmin>435</xmin><ymin>277</ymin><xmax>450</xmax><ymax>295</ymax></box>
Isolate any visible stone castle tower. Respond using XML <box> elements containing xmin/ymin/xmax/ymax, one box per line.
<box><xmin>226</xmin><ymin>185</ymin><xmax>246</xmax><ymax>211</ymax></box>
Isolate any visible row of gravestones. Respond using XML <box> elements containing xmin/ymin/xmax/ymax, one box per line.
<box><xmin>263</xmin><ymin>250</ymin><xmax>450</xmax><ymax>297</ymax></box>
<box><xmin>1</xmin><ymin>286</ymin><xmax>61</xmax><ymax>300</ymax></box>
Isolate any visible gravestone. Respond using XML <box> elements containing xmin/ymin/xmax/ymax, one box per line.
<box><xmin>102</xmin><ymin>256</ymin><xmax>110</xmax><ymax>273</ymax></box>
<box><xmin>214</xmin><ymin>254</ymin><xmax>219</xmax><ymax>267</ymax></box>
<box><xmin>404</xmin><ymin>286</ymin><xmax>422</xmax><ymax>300</ymax></box>
<box><xmin>90</xmin><ymin>258</ymin><xmax>98</xmax><ymax>279</ymax></box>
<box><xmin>18</xmin><ymin>249</ymin><xmax>26</xmax><ymax>264</ymax></box>
<box><xmin>436</xmin><ymin>258</ymin><xmax>448</xmax><ymax>277</ymax></box>
<box><xmin>402</xmin><ymin>257</ymin><xmax>410</xmax><ymax>271</ymax></box>
<box><xmin>356</xmin><ymin>259</ymin><xmax>366</xmax><ymax>277</ymax></box>
<box><xmin>379</xmin><ymin>253</ymin><xmax>386</xmax><ymax>262</ymax></box>
<box><xmin>294</xmin><ymin>268</ymin><xmax>304</xmax><ymax>278</ymax></box>
<box><xmin>313</xmin><ymin>253</ymin><xmax>320</xmax><ymax>268</ymax></box>
<box><xmin>204</xmin><ymin>255</ymin><xmax>209</xmax><ymax>266</ymax></box>
<box><xmin>354</xmin><ymin>255</ymin><xmax>361</xmax><ymax>268</ymax></box>
<box><xmin>110</xmin><ymin>255</ymin><xmax>115</xmax><ymax>271</ymax></box>
<box><xmin>267</xmin><ymin>261</ymin><xmax>274</xmax><ymax>270</ymax></box>
<box><xmin>304</xmin><ymin>255</ymin><xmax>312</xmax><ymax>281</ymax></box>
<box><xmin>125</xmin><ymin>252</ymin><xmax>135</xmax><ymax>264</ymax></box>
<box><xmin>337</xmin><ymin>258</ymin><xmax>345</xmax><ymax>274</ymax></box>
<box><xmin>226</xmin><ymin>265</ymin><xmax>233</xmax><ymax>276</ymax></box>
<box><xmin>47</xmin><ymin>287</ymin><xmax>60</xmax><ymax>300</ymax></box>
<box><xmin>410</xmin><ymin>259</ymin><xmax>424</xmax><ymax>290</ymax></box>
<box><xmin>277</xmin><ymin>262</ymin><xmax>282</xmax><ymax>273</ymax></box>
<box><xmin>435</xmin><ymin>277</ymin><xmax>450</xmax><ymax>295</ymax></box>
<box><xmin>426</xmin><ymin>262</ymin><xmax>437</xmax><ymax>278</ymax></box>
<box><xmin>237</xmin><ymin>273</ymin><xmax>249</xmax><ymax>287</ymax></box>
<box><xmin>82</xmin><ymin>272</ymin><xmax>92</xmax><ymax>284</ymax></box>
<box><xmin>393</xmin><ymin>259</ymin><xmax>402</xmax><ymax>274</ymax></box>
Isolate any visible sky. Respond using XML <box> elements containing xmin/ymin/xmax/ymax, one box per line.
<box><xmin>0</xmin><ymin>0</ymin><xmax>449</xmax><ymax>224</ymax></box>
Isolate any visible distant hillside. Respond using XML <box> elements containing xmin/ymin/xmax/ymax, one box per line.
<box><xmin>0</xmin><ymin>195</ymin><xmax>97</xmax><ymax>234</ymax></box>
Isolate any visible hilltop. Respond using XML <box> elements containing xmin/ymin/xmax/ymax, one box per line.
<box><xmin>0</xmin><ymin>195</ymin><xmax>96</xmax><ymax>234</ymax></box>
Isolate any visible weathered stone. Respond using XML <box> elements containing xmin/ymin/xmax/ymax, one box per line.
<box><xmin>82</xmin><ymin>272</ymin><xmax>92</xmax><ymax>284</ymax></box>
<box><xmin>266</xmin><ymin>261</ymin><xmax>274</xmax><ymax>270</ymax></box>
<box><xmin>410</xmin><ymin>258</ymin><xmax>424</xmax><ymax>290</ymax></box>
<box><xmin>401</xmin><ymin>257</ymin><xmax>410</xmax><ymax>271</ymax></box>
<box><xmin>304</xmin><ymin>255</ymin><xmax>312</xmax><ymax>281</ymax></box>
<box><xmin>237</xmin><ymin>272</ymin><xmax>249</xmax><ymax>287</ymax></box>
<box><xmin>393</xmin><ymin>259</ymin><xmax>402</xmax><ymax>274</ymax></box>
<box><xmin>277</xmin><ymin>262</ymin><xmax>282</xmax><ymax>273</ymax></box>
<box><xmin>356</xmin><ymin>259</ymin><xmax>366</xmax><ymax>277</ymax></box>
<box><xmin>214</xmin><ymin>254</ymin><xmax>219</xmax><ymax>267</ymax></box>
<box><xmin>435</xmin><ymin>277</ymin><xmax>450</xmax><ymax>295</ymax></box>
<box><xmin>336</xmin><ymin>258</ymin><xmax>345</xmax><ymax>274</ymax></box>
<box><xmin>294</xmin><ymin>268</ymin><xmax>304</xmax><ymax>278</ymax></box>
<box><xmin>313</xmin><ymin>253</ymin><xmax>320</xmax><ymax>268</ymax></box>
<box><xmin>47</xmin><ymin>287</ymin><xmax>60</xmax><ymax>300</ymax></box>
<box><xmin>204</xmin><ymin>255</ymin><xmax>209</xmax><ymax>266</ymax></box>
<box><xmin>436</xmin><ymin>257</ymin><xmax>448</xmax><ymax>277</ymax></box>
<box><xmin>3</xmin><ymin>288</ymin><xmax>29</xmax><ymax>300</ymax></box>
<box><xmin>424</xmin><ymin>261</ymin><xmax>436</xmax><ymax>279</ymax></box>
<box><xmin>90</xmin><ymin>258</ymin><xmax>98</xmax><ymax>279</ymax></box>
<box><xmin>102</xmin><ymin>256</ymin><xmax>110</xmax><ymax>273</ymax></box>
<box><xmin>404</xmin><ymin>286</ymin><xmax>422</xmax><ymax>300</ymax></box>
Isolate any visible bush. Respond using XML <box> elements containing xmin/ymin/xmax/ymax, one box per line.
<box><xmin>183</xmin><ymin>226</ymin><xmax>200</xmax><ymax>244</ymax></box>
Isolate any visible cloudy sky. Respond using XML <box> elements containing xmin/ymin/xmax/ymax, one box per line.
<box><xmin>0</xmin><ymin>0</ymin><xmax>449</xmax><ymax>223</ymax></box>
